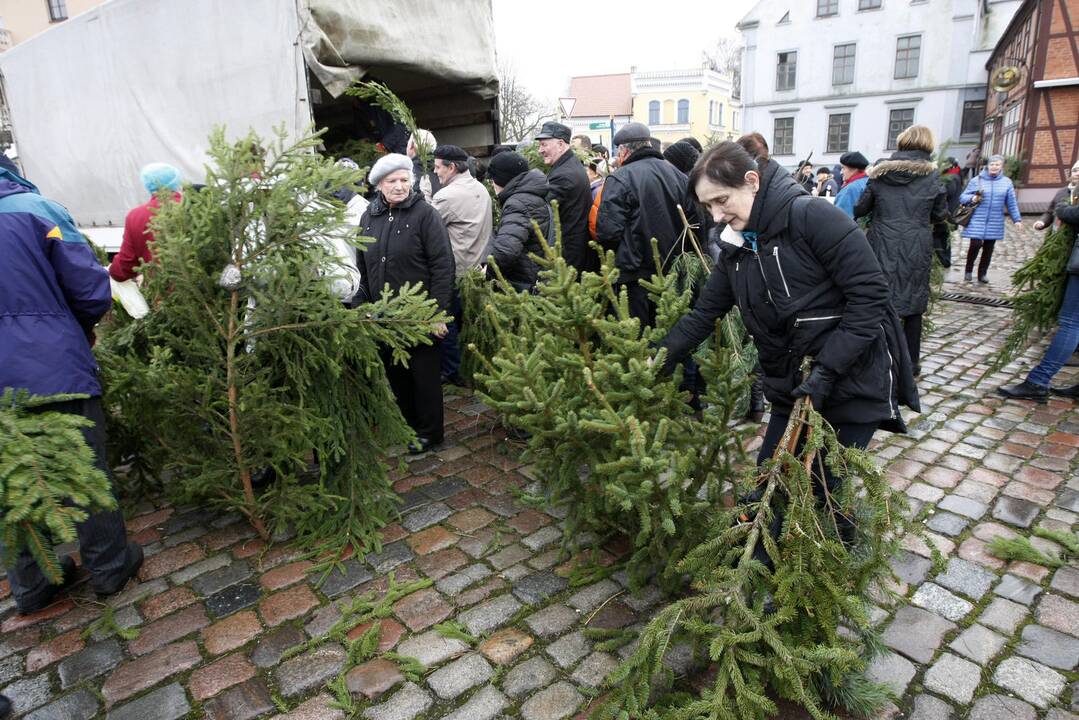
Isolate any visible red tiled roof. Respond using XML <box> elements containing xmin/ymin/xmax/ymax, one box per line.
<box><xmin>565</xmin><ymin>73</ymin><xmax>632</xmax><ymax>117</ymax></box>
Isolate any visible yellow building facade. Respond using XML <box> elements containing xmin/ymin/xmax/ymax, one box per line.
<box><xmin>630</xmin><ymin>66</ymin><xmax>742</xmax><ymax>147</ymax></box>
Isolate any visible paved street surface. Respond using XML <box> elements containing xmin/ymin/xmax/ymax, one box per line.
<box><xmin>1</xmin><ymin>223</ymin><xmax>1077</xmax><ymax>720</ymax></box>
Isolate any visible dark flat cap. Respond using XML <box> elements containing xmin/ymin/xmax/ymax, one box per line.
<box><xmin>433</xmin><ymin>144</ymin><xmax>469</xmax><ymax>162</ymax></box>
<box><xmin>839</xmin><ymin>151</ymin><xmax>869</xmax><ymax>170</ymax></box>
<box><xmin>613</xmin><ymin>122</ymin><xmax>651</xmax><ymax>146</ymax></box>
<box><xmin>535</xmin><ymin>121</ymin><xmax>571</xmax><ymax>142</ymax></box>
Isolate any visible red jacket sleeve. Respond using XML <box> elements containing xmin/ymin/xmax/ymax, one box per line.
<box><xmin>109</xmin><ymin>202</ymin><xmax>153</xmax><ymax>281</ymax></box>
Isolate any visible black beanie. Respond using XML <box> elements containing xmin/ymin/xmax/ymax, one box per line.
<box><xmin>679</xmin><ymin>136</ymin><xmax>703</xmax><ymax>153</ymax></box>
<box><xmin>663</xmin><ymin>141</ymin><xmax>700</xmax><ymax>175</ymax></box>
<box><xmin>487</xmin><ymin>151</ymin><xmax>529</xmax><ymax>186</ymax></box>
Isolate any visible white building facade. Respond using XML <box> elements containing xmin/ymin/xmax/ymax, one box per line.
<box><xmin>738</xmin><ymin>0</ymin><xmax>1022</xmax><ymax>169</ymax></box>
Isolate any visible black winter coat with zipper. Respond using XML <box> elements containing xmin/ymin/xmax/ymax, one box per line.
<box><xmin>854</xmin><ymin>150</ymin><xmax>949</xmax><ymax>317</ymax></box>
<box><xmin>485</xmin><ymin>169</ymin><xmax>550</xmax><ymax>291</ymax></box>
<box><xmin>358</xmin><ymin>190</ymin><xmax>455</xmax><ymax>313</ymax></box>
<box><xmin>546</xmin><ymin>149</ymin><xmax>597</xmax><ymax>273</ymax></box>
<box><xmin>659</xmin><ymin>158</ymin><xmax>920</xmax><ymax>430</ymax></box>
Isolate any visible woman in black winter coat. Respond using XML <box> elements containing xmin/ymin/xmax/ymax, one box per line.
<box><xmin>358</xmin><ymin>153</ymin><xmax>455</xmax><ymax>454</ymax></box>
<box><xmin>483</xmin><ymin>153</ymin><xmax>551</xmax><ymax>292</ymax></box>
<box><xmin>658</xmin><ymin>141</ymin><xmax>919</xmax><ymax>541</ymax></box>
<box><xmin>854</xmin><ymin>125</ymin><xmax>949</xmax><ymax>375</ymax></box>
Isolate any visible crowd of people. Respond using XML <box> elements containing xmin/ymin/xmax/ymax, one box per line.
<box><xmin>3</xmin><ymin>106</ymin><xmax>1078</xmax><ymax>715</ymax></box>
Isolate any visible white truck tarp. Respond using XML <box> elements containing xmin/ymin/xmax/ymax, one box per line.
<box><xmin>0</xmin><ymin>0</ymin><xmax>309</xmax><ymax>230</ymax></box>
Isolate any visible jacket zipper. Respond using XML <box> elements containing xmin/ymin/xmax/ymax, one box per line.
<box><xmin>772</xmin><ymin>246</ymin><xmax>791</xmax><ymax>297</ymax></box>
<box><xmin>753</xmin><ymin>253</ymin><xmax>774</xmax><ymax>304</ymax></box>
<box><xmin>883</xmin><ymin>324</ymin><xmax>898</xmax><ymax>419</ymax></box>
<box><xmin>793</xmin><ymin>314</ymin><xmax>841</xmax><ymax>326</ymax></box>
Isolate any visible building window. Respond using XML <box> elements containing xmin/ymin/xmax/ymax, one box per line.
<box><xmin>858</xmin><ymin>0</ymin><xmax>882</xmax><ymax>8</ymax></box>
<box><xmin>773</xmin><ymin>117</ymin><xmax>794</xmax><ymax>155</ymax></box>
<box><xmin>708</xmin><ymin>100</ymin><xmax>716</xmax><ymax>125</ymax></box>
<box><xmin>827</xmin><ymin>113</ymin><xmax>851</xmax><ymax>154</ymax></box>
<box><xmin>886</xmin><ymin>108</ymin><xmax>915</xmax><ymax>149</ymax></box>
<box><xmin>894</xmin><ymin>35</ymin><xmax>921</xmax><ymax>79</ymax></box>
<box><xmin>832</xmin><ymin>44</ymin><xmax>856</xmax><ymax>85</ymax></box>
<box><xmin>960</xmin><ymin>100</ymin><xmax>985</xmax><ymax>137</ymax></box>
<box><xmin>817</xmin><ymin>0</ymin><xmax>839</xmax><ymax>16</ymax></box>
<box><xmin>776</xmin><ymin>51</ymin><xmax>797</xmax><ymax>91</ymax></box>
<box><xmin>648</xmin><ymin>100</ymin><xmax>660</xmax><ymax>125</ymax></box>
<box><xmin>718</xmin><ymin>102</ymin><xmax>724</xmax><ymax>126</ymax></box>
<box><xmin>47</xmin><ymin>0</ymin><xmax>68</xmax><ymax>21</ymax></box>
<box><xmin>733</xmin><ymin>111</ymin><xmax>740</xmax><ymax>130</ymax></box>
<box><xmin>677</xmin><ymin>99</ymin><xmax>690</xmax><ymax>124</ymax></box>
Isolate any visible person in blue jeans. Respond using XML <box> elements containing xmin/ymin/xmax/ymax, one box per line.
<box><xmin>959</xmin><ymin>155</ymin><xmax>1022</xmax><ymax>283</ymax></box>
<box><xmin>1000</xmin><ymin>194</ymin><xmax>1079</xmax><ymax>401</ymax></box>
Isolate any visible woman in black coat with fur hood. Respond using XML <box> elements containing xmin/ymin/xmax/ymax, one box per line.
<box><xmin>855</xmin><ymin>125</ymin><xmax>949</xmax><ymax>375</ymax></box>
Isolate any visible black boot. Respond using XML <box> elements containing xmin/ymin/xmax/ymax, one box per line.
<box><xmin>0</xmin><ymin>693</ymin><xmax>11</xmax><ymax>719</ymax></box>
<box><xmin>746</xmin><ymin>377</ymin><xmax>766</xmax><ymax>423</ymax></box>
<box><xmin>1051</xmin><ymin>384</ymin><xmax>1079</xmax><ymax>398</ymax></box>
<box><xmin>94</xmin><ymin>542</ymin><xmax>144</xmax><ymax>598</ymax></box>
<box><xmin>998</xmin><ymin>380</ymin><xmax>1049</xmax><ymax>404</ymax></box>
<box><xmin>16</xmin><ymin>555</ymin><xmax>77</xmax><ymax>615</ymax></box>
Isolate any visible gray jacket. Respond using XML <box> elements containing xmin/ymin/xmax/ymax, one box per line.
<box><xmin>431</xmin><ymin>170</ymin><xmax>493</xmax><ymax>277</ymax></box>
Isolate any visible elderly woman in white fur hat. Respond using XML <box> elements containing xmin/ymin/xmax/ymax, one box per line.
<box><xmin>357</xmin><ymin>153</ymin><xmax>455</xmax><ymax>454</ymax></box>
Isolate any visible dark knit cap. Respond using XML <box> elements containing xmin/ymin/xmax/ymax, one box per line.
<box><xmin>433</xmin><ymin>144</ymin><xmax>469</xmax><ymax>163</ymax></box>
<box><xmin>535</xmin><ymin>121</ymin><xmax>571</xmax><ymax>142</ymax></box>
<box><xmin>679</xmin><ymin>136</ymin><xmax>703</xmax><ymax>153</ymax></box>
<box><xmin>487</xmin><ymin>151</ymin><xmax>530</xmax><ymax>186</ymax></box>
<box><xmin>839</xmin><ymin>151</ymin><xmax>869</xmax><ymax>170</ymax></box>
<box><xmin>662</xmin><ymin>141</ymin><xmax>700</xmax><ymax>175</ymax></box>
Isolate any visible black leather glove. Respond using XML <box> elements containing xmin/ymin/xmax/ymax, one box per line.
<box><xmin>792</xmin><ymin>365</ymin><xmax>838</xmax><ymax>410</ymax></box>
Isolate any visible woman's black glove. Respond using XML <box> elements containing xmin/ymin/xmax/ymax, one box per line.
<box><xmin>792</xmin><ymin>365</ymin><xmax>838</xmax><ymax>410</ymax></box>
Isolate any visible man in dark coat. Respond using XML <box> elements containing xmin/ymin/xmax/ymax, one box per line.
<box><xmin>483</xmin><ymin>152</ymin><xmax>551</xmax><ymax>292</ymax></box>
<box><xmin>596</xmin><ymin>122</ymin><xmax>696</xmax><ymax>325</ymax></box>
<box><xmin>536</xmin><ymin>121</ymin><xmax>596</xmax><ymax>273</ymax></box>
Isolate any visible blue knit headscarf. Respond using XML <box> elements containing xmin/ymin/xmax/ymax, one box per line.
<box><xmin>140</xmin><ymin>163</ymin><xmax>182</xmax><ymax>193</ymax></box>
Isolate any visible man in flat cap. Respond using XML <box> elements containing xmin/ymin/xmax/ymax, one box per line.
<box><xmin>431</xmin><ymin>144</ymin><xmax>493</xmax><ymax>385</ymax></box>
<box><xmin>536</xmin><ymin>121</ymin><xmax>596</xmax><ymax>272</ymax></box>
<box><xmin>596</xmin><ymin>122</ymin><xmax>695</xmax><ymax>326</ymax></box>
<box><xmin>835</xmin><ymin>151</ymin><xmax>870</xmax><ymax>218</ymax></box>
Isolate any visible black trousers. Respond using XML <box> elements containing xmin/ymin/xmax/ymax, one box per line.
<box><xmin>382</xmin><ymin>342</ymin><xmax>444</xmax><ymax>442</ymax></box>
<box><xmin>439</xmin><ymin>289</ymin><xmax>463</xmax><ymax>381</ymax></box>
<box><xmin>621</xmin><ymin>281</ymin><xmax>656</xmax><ymax>329</ymax></box>
<box><xmin>902</xmin><ymin>314</ymin><xmax>923</xmax><ymax>369</ymax></box>
<box><xmin>965</xmin><ymin>238</ymin><xmax>996</xmax><ymax>278</ymax></box>
<box><xmin>7</xmin><ymin>396</ymin><xmax>129</xmax><ymax>603</ymax></box>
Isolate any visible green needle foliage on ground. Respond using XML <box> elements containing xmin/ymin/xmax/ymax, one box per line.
<box><xmin>0</xmin><ymin>390</ymin><xmax>117</xmax><ymax>583</ymax></box>
<box><xmin>465</xmin><ymin>213</ymin><xmax>751</xmax><ymax>591</ymax></box>
<box><xmin>595</xmin><ymin>396</ymin><xmax>912</xmax><ymax>720</ymax></box>
<box><xmin>986</xmin><ymin>221</ymin><xmax>1076</xmax><ymax>376</ymax></box>
<box><xmin>95</xmin><ymin>127</ymin><xmax>446</xmax><ymax>557</ymax></box>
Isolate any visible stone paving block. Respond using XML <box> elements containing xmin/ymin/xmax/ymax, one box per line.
<box><xmin>502</xmin><ymin>563</ymin><xmax>531</xmax><ymax>582</ymax></box>
<box><xmin>317</xmin><ymin>559</ymin><xmax>374</xmax><ymax>597</ymax></box>
<box><xmin>486</xmin><ymin>544</ymin><xmax>531</xmax><ymax>569</ymax></box>
<box><xmin>168</xmin><ymin>553</ymin><xmax>229</xmax><ymax>584</ymax></box>
<box><xmin>1016</xmin><ymin>624</ymin><xmax>1079</xmax><ymax>670</ymax></box>
<box><xmin>938</xmin><ymin>494</ymin><xmax>989</xmax><ymax>519</ymax></box>
<box><xmin>90</xmin><ymin>605</ymin><xmax>142</xmax><ymax>642</ymax></box>
<box><xmin>140</xmin><ymin>586</ymin><xmax>198</xmax><ymax>622</ymax></box>
<box><xmin>520</xmin><ymin>681</ymin><xmax>583</xmax><ymax>720</ymax></box>
<box><xmin>202</xmin><ymin>610</ymin><xmax>262</xmax><ymax>655</ymax></box>
<box><xmin>206</xmin><ymin>581</ymin><xmax>261</xmax><ymax>618</ymax></box>
<box><xmin>189</xmin><ymin>652</ymin><xmax>257</xmax><ymax>701</ymax></box>
<box><xmin>25</xmin><ymin>629</ymin><xmax>83</xmax><ymax>673</ymax></box>
<box><xmin>911</xmin><ymin>582</ymin><xmax>973</xmax><ymax>621</ymax></box>
<box><xmin>2</xmin><ymin>674</ymin><xmax>51</xmax><ymax>715</ymax></box>
<box><xmin>23</xmin><ymin>688</ymin><xmax>99</xmax><ymax>720</ymax></box>
<box><xmin>969</xmin><ymin>694</ymin><xmax>1036</xmax><ymax>720</ymax></box>
<box><xmin>993</xmin><ymin>656</ymin><xmax>1066</xmax><ymax>708</ymax></box>
<box><xmin>106</xmin><ymin>682</ymin><xmax>189</xmax><ymax>720</ymax></box>
<box><xmin>622</xmin><ymin>585</ymin><xmax>663</xmax><ymax>612</ymax></box>
<box><xmin>1037</xmin><ymin>593</ymin><xmax>1079</xmax><ymax>637</ymax></box>
<box><xmin>201</xmin><ymin>678</ymin><xmax>275</xmax><ymax>720</ymax></box>
<box><xmin>0</xmin><ymin>656</ymin><xmax>19</xmax><ymax>687</ymax></box>
<box><xmin>865</xmin><ymin>651</ymin><xmax>916</xmax><ymax>698</ymax></box>
<box><xmin>440</xmin><ymin>684</ymin><xmax>508</xmax><ymax>720</ymax></box>
<box><xmin>402</xmin><ymin>502</ymin><xmax>453</xmax><ymax>532</ymax></box>
<box><xmin>907</xmin><ymin>483</ymin><xmax>945</xmax><ymax>503</ymax></box>
<box><xmin>417</xmin><ymin>547</ymin><xmax>468</xmax><ymax>581</ymax></box>
<box><xmin>992</xmin><ymin>496</ymin><xmax>1040</xmax><ymax>528</ymax></box>
<box><xmin>260</xmin><ymin>584</ymin><xmax>319</xmax><ymax>626</ymax></box>
<box><xmin>923</xmin><ymin>652</ymin><xmax>980</xmax><ymax>704</ymax></box>
<box><xmin>881</xmin><ymin>606</ymin><xmax>956</xmax><ymax>663</ymax></box>
<box><xmin>566</xmin><ymin>579</ymin><xmax>620</xmax><ymax>612</ymax></box>
<box><xmin>396</xmin><ymin>629</ymin><xmax>469</xmax><ymax>667</ymax></box>
<box><xmin>949</xmin><ymin>623</ymin><xmax>1006</xmax><ymax>664</ymax></box>
<box><xmin>934</xmin><ymin>557</ymin><xmax>996</xmax><ymax>600</ymax></box>
<box><xmin>393</xmin><ymin>588</ymin><xmax>452</xmax><ymax>632</ymax></box>
<box><xmin>361</xmin><ymin>682</ymin><xmax>432</xmax><ymax>720</ymax></box>
<box><xmin>1057</xmin><ymin>488</ymin><xmax>1079</xmax><ymax>512</ymax></box>
<box><xmin>979</xmin><ymin>596</ymin><xmax>1028</xmax><ymax>634</ymax></box>
<box><xmin>346</xmin><ymin>658</ymin><xmax>404</xmax><ymax>700</ymax></box>
<box><xmin>459</xmin><ymin>593</ymin><xmax>522</xmax><ymax>636</ymax></box>
<box><xmin>478</xmin><ymin>628</ymin><xmax>533</xmax><ymax>665</ymax></box>
<box><xmin>304</xmin><ymin>603</ymin><xmax>343</xmax><ymax>638</ymax></box>
<box><xmin>994</xmin><ymin>573</ymin><xmax>1042</xmax><ymax>605</ymax></box>
<box><xmin>926</xmin><ymin>511</ymin><xmax>968</xmax><ymax>537</ymax></box>
<box><xmin>570</xmin><ymin>650</ymin><xmax>619</xmax><ymax>688</ymax></box>
<box><xmin>368</xmin><ymin>542</ymin><xmax>416</xmax><ymax>575</ymax></box>
<box><xmin>503</xmin><ymin>656</ymin><xmax>558</xmax><ymax>698</ymax></box>
<box><xmin>422</xmin><ymin>476</ymin><xmax>471</xmax><ymax>500</ymax></box>
<box><xmin>275</xmin><ymin>644</ymin><xmax>346</xmax><ymax>698</ymax></box>
<box><xmin>250</xmin><ymin>624</ymin><xmax>306</xmax><ymax>668</ymax></box>
<box><xmin>427</xmin><ymin>652</ymin><xmax>492</xmax><ymax>699</ymax></box>
<box><xmin>128</xmin><ymin>603</ymin><xmax>209</xmax><ymax>656</ymax></box>
<box><xmin>546</xmin><ymin>630</ymin><xmax>591</xmax><ymax>669</ymax></box>
<box><xmin>101</xmin><ymin>640</ymin><xmax>202</xmax><ymax>706</ymax></box>
<box><xmin>514</xmin><ymin>571</ymin><xmax>569</xmax><ymax>605</ymax></box>
<box><xmin>190</xmin><ymin>561</ymin><xmax>252</xmax><ymax>597</ymax></box>
<box><xmin>522</xmin><ymin>526</ymin><xmax>561</xmax><ymax>551</ymax></box>
<box><xmin>281</xmin><ymin>693</ymin><xmax>345</xmax><ymax>720</ymax></box>
<box><xmin>436</xmin><ymin>563</ymin><xmax>492</xmax><ymax>595</ymax></box>
<box><xmin>58</xmin><ymin>638</ymin><xmax>123</xmax><ymax>688</ymax></box>
<box><xmin>907</xmin><ymin>693</ymin><xmax>953</xmax><ymax>720</ymax></box>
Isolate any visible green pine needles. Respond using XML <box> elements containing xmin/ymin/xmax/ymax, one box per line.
<box><xmin>466</xmin><ymin>214</ymin><xmax>750</xmax><ymax>591</ymax></box>
<box><xmin>0</xmin><ymin>390</ymin><xmax>116</xmax><ymax>583</ymax></box>
<box><xmin>596</xmin><ymin>396</ymin><xmax>910</xmax><ymax>720</ymax></box>
<box><xmin>95</xmin><ymin>127</ymin><xmax>446</xmax><ymax>557</ymax></box>
<box><xmin>346</xmin><ymin>81</ymin><xmax>429</xmax><ymax>171</ymax></box>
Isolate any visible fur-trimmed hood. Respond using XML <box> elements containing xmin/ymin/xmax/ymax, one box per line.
<box><xmin>867</xmin><ymin>150</ymin><xmax>937</xmax><ymax>181</ymax></box>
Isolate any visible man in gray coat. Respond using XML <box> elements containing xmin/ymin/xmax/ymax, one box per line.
<box><xmin>431</xmin><ymin>144</ymin><xmax>493</xmax><ymax>384</ymax></box>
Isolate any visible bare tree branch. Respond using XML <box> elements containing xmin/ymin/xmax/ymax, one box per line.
<box><xmin>498</xmin><ymin>61</ymin><xmax>551</xmax><ymax>143</ymax></box>
<box><xmin>704</xmin><ymin>37</ymin><xmax>744</xmax><ymax>98</ymax></box>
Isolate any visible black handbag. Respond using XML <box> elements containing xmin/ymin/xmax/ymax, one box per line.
<box><xmin>952</xmin><ymin>178</ymin><xmax>982</xmax><ymax>227</ymax></box>
<box><xmin>1067</xmin><ymin>238</ymin><xmax>1079</xmax><ymax>275</ymax></box>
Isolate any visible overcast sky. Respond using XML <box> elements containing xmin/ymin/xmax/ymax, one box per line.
<box><xmin>492</xmin><ymin>0</ymin><xmax>759</xmax><ymax>104</ymax></box>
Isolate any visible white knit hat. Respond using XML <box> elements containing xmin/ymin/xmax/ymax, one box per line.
<box><xmin>368</xmin><ymin>153</ymin><xmax>413</xmax><ymax>186</ymax></box>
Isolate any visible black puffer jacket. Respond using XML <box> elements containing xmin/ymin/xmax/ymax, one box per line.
<box><xmin>595</xmin><ymin>147</ymin><xmax>696</xmax><ymax>282</ymax></box>
<box><xmin>546</xmin><ymin>149</ymin><xmax>597</xmax><ymax>273</ymax></box>
<box><xmin>855</xmin><ymin>150</ymin><xmax>948</xmax><ymax>317</ymax></box>
<box><xmin>358</xmin><ymin>190</ymin><xmax>455</xmax><ymax>313</ymax></box>
<box><xmin>485</xmin><ymin>169</ymin><xmax>550</xmax><ymax>290</ymax></box>
<box><xmin>660</xmin><ymin>159</ymin><xmax>919</xmax><ymax>430</ymax></box>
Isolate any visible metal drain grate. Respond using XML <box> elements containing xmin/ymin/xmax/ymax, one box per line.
<box><xmin>940</xmin><ymin>292</ymin><xmax>1013</xmax><ymax>308</ymax></box>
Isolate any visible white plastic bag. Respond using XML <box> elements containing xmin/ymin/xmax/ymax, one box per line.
<box><xmin>110</xmin><ymin>278</ymin><xmax>150</xmax><ymax>319</ymax></box>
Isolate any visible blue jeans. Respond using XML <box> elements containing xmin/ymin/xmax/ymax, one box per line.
<box><xmin>1028</xmin><ymin>274</ymin><xmax>1079</xmax><ymax>387</ymax></box>
<box><xmin>440</xmin><ymin>288</ymin><xmax>462</xmax><ymax>381</ymax></box>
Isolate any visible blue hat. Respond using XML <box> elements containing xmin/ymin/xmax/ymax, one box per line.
<box><xmin>141</xmin><ymin>163</ymin><xmax>182</xmax><ymax>193</ymax></box>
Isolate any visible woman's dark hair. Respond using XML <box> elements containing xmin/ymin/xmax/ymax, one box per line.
<box><xmin>688</xmin><ymin>141</ymin><xmax>758</xmax><ymax>199</ymax></box>
<box><xmin>735</xmin><ymin>132</ymin><xmax>770</xmax><ymax>163</ymax></box>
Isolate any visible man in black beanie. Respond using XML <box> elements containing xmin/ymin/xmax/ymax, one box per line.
<box><xmin>484</xmin><ymin>152</ymin><xmax>550</xmax><ymax>294</ymax></box>
<box><xmin>662</xmin><ymin>140</ymin><xmax>700</xmax><ymax>175</ymax></box>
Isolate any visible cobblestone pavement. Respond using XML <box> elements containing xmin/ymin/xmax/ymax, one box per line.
<box><xmin>1</xmin><ymin>222</ymin><xmax>1078</xmax><ymax>719</ymax></box>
